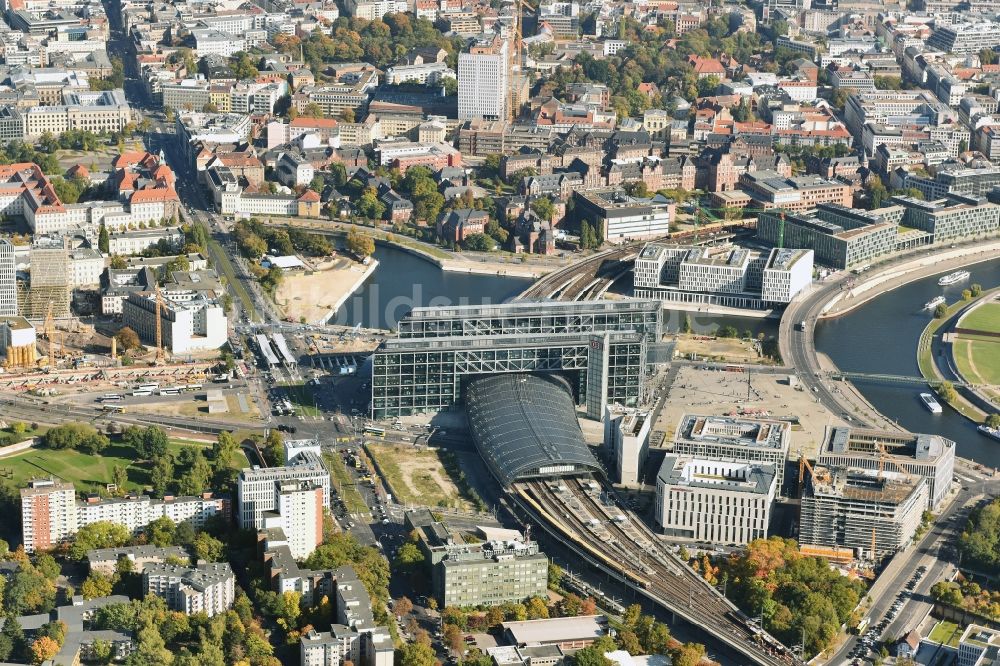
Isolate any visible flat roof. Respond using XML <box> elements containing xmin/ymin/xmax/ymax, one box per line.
<box><xmin>657</xmin><ymin>455</ymin><xmax>776</xmax><ymax>495</ymax></box>
<box><xmin>677</xmin><ymin>414</ymin><xmax>789</xmax><ymax>450</ymax></box>
<box><xmin>502</xmin><ymin>615</ymin><xmax>608</xmax><ymax>645</ymax></box>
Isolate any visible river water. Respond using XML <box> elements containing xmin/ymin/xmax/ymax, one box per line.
<box><xmin>334</xmin><ymin>244</ymin><xmax>1000</xmax><ymax>467</ymax></box>
<box><xmin>332</xmin><ymin>244</ymin><xmax>533</xmax><ymax>329</ymax></box>
<box><xmin>816</xmin><ymin>259</ymin><xmax>1000</xmax><ymax>468</ymax></box>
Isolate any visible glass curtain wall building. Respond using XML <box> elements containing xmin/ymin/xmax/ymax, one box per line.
<box><xmin>371</xmin><ymin>300</ymin><xmax>662</xmax><ymax>419</ymax></box>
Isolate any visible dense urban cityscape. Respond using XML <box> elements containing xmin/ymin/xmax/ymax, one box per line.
<box><xmin>0</xmin><ymin>0</ymin><xmax>998</xmax><ymax>664</ymax></box>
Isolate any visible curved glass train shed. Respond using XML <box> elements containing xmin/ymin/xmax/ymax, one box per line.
<box><xmin>465</xmin><ymin>373</ymin><xmax>603</xmax><ymax>488</ymax></box>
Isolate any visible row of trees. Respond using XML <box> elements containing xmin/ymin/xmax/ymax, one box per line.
<box><xmin>959</xmin><ymin>497</ymin><xmax>1000</xmax><ymax>570</ymax></box>
<box><xmin>931</xmin><ymin>578</ymin><xmax>1000</xmax><ymax>621</ymax></box>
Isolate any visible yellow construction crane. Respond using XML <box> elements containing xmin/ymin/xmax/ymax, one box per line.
<box><xmin>876</xmin><ymin>441</ymin><xmax>914</xmax><ymax>482</ymax></box>
<box><xmin>154</xmin><ymin>287</ymin><xmax>165</xmax><ymax>364</ymax></box>
<box><xmin>508</xmin><ymin>0</ymin><xmax>532</xmax><ymax>122</ymax></box>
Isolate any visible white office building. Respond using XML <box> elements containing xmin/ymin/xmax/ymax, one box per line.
<box><xmin>458</xmin><ymin>34</ymin><xmax>508</xmax><ymax>121</ymax></box>
<box><xmin>604</xmin><ymin>405</ymin><xmax>651</xmax><ymax>487</ymax></box>
<box><xmin>957</xmin><ymin>624</ymin><xmax>1000</xmax><ymax>666</ymax></box>
<box><xmin>122</xmin><ymin>289</ymin><xmax>227</xmax><ymax>354</ymax></box>
<box><xmin>760</xmin><ymin>248</ymin><xmax>813</xmax><ymax>303</ymax></box>
<box><xmin>655</xmin><ymin>456</ymin><xmax>777</xmax><ymax>545</ymax></box>
<box><xmin>237</xmin><ymin>449</ymin><xmax>330</xmax><ymax>529</ymax></box>
<box><xmin>672</xmin><ymin>415</ymin><xmax>791</xmax><ymax>494</ymax></box>
<box><xmin>0</xmin><ymin>238</ymin><xmax>15</xmax><ymax>316</ymax></box>
<box><xmin>67</xmin><ymin>248</ymin><xmax>105</xmax><ymax>288</ymax></box>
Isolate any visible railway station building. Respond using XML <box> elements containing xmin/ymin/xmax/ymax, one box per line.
<box><xmin>371</xmin><ymin>300</ymin><xmax>663</xmax><ymax>420</ymax></box>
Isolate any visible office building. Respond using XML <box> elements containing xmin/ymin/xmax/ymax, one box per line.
<box><xmin>372</xmin><ymin>300</ymin><xmax>662</xmax><ymax>420</ymax></box>
<box><xmin>761</xmin><ymin>248</ymin><xmax>814</xmax><ymax>303</ymax></box>
<box><xmin>407</xmin><ymin>509</ymin><xmax>548</xmax><ymax>607</ymax></box>
<box><xmin>604</xmin><ymin>405</ymin><xmax>651</xmax><ymax>487</ymax></box>
<box><xmin>144</xmin><ymin>562</ymin><xmax>235</xmax><ymax>616</ymax></box>
<box><xmin>926</xmin><ymin>22</ymin><xmax>1000</xmax><ymax>55</ymax></box>
<box><xmin>0</xmin><ymin>239</ymin><xmax>15</xmax><ymax>316</ymax></box>
<box><xmin>957</xmin><ymin>624</ymin><xmax>1000</xmax><ymax>666</ymax></box>
<box><xmin>237</xmin><ymin>449</ymin><xmax>330</xmax><ymax>529</ymax></box>
<box><xmin>458</xmin><ymin>34</ymin><xmax>508</xmax><ymax>121</ymax></box>
<box><xmin>672</xmin><ymin>415</ymin><xmax>791</xmax><ymax>493</ymax></box>
<box><xmin>843</xmin><ymin>90</ymin><xmax>947</xmax><ymax>141</ymax></box>
<box><xmin>757</xmin><ymin>206</ymin><xmax>900</xmax><ymax>269</ymax></box>
<box><xmin>122</xmin><ymin>289</ymin><xmax>227</xmax><ymax>354</ymax></box>
<box><xmin>633</xmin><ymin>244</ymin><xmax>812</xmax><ymax>307</ymax></box>
<box><xmin>23</xmin><ymin>89</ymin><xmax>132</xmax><ymax>136</ymax></box>
<box><xmin>893</xmin><ymin>195</ymin><xmax>1000</xmax><ymax>242</ymax></box>
<box><xmin>799</xmin><ymin>466</ymin><xmax>927</xmax><ymax>557</ymax></box>
<box><xmin>21</xmin><ymin>479</ymin><xmax>78</xmax><ymax>553</ymax></box>
<box><xmin>817</xmin><ymin>426</ymin><xmax>955</xmax><ymax>510</ymax></box>
<box><xmin>572</xmin><ymin>189</ymin><xmax>675</xmax><ymax>244</ymax></box>
<box><xmin>902</xmin><ymin>166</ymin><xmax>1000</xmax><ymax>201</ymax></box>
<box><xmin>655</xmin><ymin>456</ymin><xmax>776</xmax><ymax>545</ymax></box>
<box><xmin>735</xmin><ymin>171</ymin><xmax>852</xmax><ymax>213</ymax></box>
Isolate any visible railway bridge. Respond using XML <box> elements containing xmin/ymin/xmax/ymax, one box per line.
<box><xmin>463</xmin><ymin>373</ymin><xmax>800</xmax><ymax>666</ymax></box>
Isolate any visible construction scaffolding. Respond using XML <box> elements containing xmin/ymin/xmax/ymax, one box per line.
<box><xmin>20</xmin><ymin>243</ymin><xmax>70</xmax><ymax>320</ymax></box>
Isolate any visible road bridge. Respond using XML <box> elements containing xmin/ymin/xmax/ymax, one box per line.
<box><xmin>829</xmin><ymin>371</ymin><xmax>965</xmax><ymax>387</ymax></box>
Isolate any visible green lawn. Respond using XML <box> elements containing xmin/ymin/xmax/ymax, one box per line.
<box><xmin>928</xmin><ymin>620</ymin><xmax>962</xmax><ymax>648</ymax></box>
<box><xmin>0</xmin><ymin>438</ymin><xmax>247</xmax><ymax>495</ymax></box>
<box><xmin>954</xmin><ymin>338</ymin><xmax>1000</xmax><ymax>385</ymax></box>
<box><xmin>961</xmin><ymin>302</ymin><xmax>1000</xmax><ymax>334</ymax></box>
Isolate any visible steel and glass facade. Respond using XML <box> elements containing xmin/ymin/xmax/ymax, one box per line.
<box><xmin>371</xmin><ymin>300</ymin><xmax>661</xmax><ymax>419</ymax></box>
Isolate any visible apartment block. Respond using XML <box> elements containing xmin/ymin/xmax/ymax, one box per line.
<box><xmin>655</xmin><ymin>456</ymin><xmax>777</xmax><ymax>545</ymax></box>
<box><xmin>21</xmin><ymin>479</ymin><xmax>78</xmax><ymax>552</ymax></box>
<box><xmin>144</xmin><ymin>562</ymin><xmax>235</xmax><ymax>616</ymax></box>
<box><xmin>237</xmin><ymin>449</ymin><xmax>330</xmax><ymax>529</ymax></box>
<box><xmin>122</xmin><ymin>289</ymin><xmax>227</xmax><ymax>354</ymax></box>
<box><xmin>458</xmin><ymin>33</ymin><xmax>508</xmax><ymax>122</ymax></box>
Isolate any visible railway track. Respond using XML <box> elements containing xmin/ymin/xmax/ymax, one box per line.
<box><xmin>512</xmin><ymin>476</ymin><xmax>798</xmax><ymax>666</ymax></box>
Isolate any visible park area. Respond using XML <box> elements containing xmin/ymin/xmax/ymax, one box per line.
<box><xmin>954</xmin><ymin>300</ymin><xmax>1000</xmax><ymax>387</ymax></box>
<box><xmin>0</xmin><ymin>437</ymin><xmax>247</xmax><ymax>495</ymax></box>
<box><xmin>366</xmin><ymin>442</ymin><xmax>481</xmax><ymax>512</ymax></box>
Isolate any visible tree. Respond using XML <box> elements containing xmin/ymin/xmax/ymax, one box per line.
<box><xmin>109</xmin><ymin>254</ymin><xmax>127</xmax><ymax>269</ymax></box>
<box><xmin>986</xmin><ymin>413</ymin><xmax>1000</xmax><ymax>429</ymax></box>
<box><xmin>127</xmin><ymin>622</ymin><xmax>174</xmax><ymax>666</ymax></box>
<box><xmin>98</xmin><ymin>223</ymin><xmax>110</xmax><ymax>253</ymax></box>
<box><xmin>193</xmin><ymin>532</ymin><xmax>225</xmax><ymax>562</ymax></box>
<box><xmin>0</xmin><ymin>615</ymin><xmax>24</xmax><ymax>662</ymax></box>
<box><xmin>30</xmin><ymin>636</ymin><xmax>59</xmax><ymax>665</ymax></box>
<box><xmin>393</xmin><ymin>596</ymin><xmax>413</xmax><ymax>616</ymax></box>
<box><xmin>718</xmin><ymin>325</ymin><xmax>739</xmax><ymax>338</ymax></box>
<box><xmin>212</xmin><ymin>431</ymin><xmax>238</xmax><ymax>472</ymax></box>
<box><xmin>355</xmin><ymin>188</ymin><xmax>385</xmax><ymax>220</ymax></box>
<box><xmin>962</xmin><ymin>289</ymin><xmax>972</xmax><ymax>301</ymax></box>
<box><xmin>397</xmin><ymin>639</ymin><xmax>436</xmax><ymax>666</ymax></box>
<box><xmin>345</xmin><ymin>228</ymin><xmax>375</xmax><ymax>258</ymax></box>
<box><xmin>681</xmin><ymin>314</ymin><xmax>692</xmax><ymax>334</ymax></box>
<box><xmin>867</xmin><ymin>176</ymin><xmax>888</xmax><ymax>210</ymax></box>
<box><xmin>81</xmin><ymin>572</ymin><xmax>114</xmax><ymax>600</ymax></box>
<box><xmin>530</xmin><ymin>197</ymin><xmax>554</xmax><ymax>222</ymax></box>
<box><xmin>115</xmin><ymin>327</ymin><xmax>142</xmax><ymax>353</ymax></box>
<box><xmin>145</xmin><ymin>516</ymin><xmax>176</xmax><ymax>547</ymax></box>
<box><xmin>485</xmin><ymin>219</ymin><xmax>509</xmax><ymax>244</ymax></box>
<box><xmin>670</xmin><ymin>643</ymin><xmax>706</xmax><ymax>666</ymax></box>
<box><xmin>525</xmin><ymin>596</ymin><xmax>549</xmax><ymax>619</ymax></box>
<box><xmin>938</xmin><ymin>380</ymin><xmax>956</xmax><ymax>403</ymax></box>
<box><xmin>934</xmin><ymin>303</ymin><xmax>947</xmax><ymax>318</ymax></box>
<box><xmin>42</xmin><ymin>423</ymin><xmax>108</xmax><ymax>453</ymax></box>
<box><xmin>547</xmin><ymin>562</ymin><xmax>562</xmax><ymax>589</ymax></box>
<box><xmin>971</xmin><ymin>283</ymin><xmax>983</xmax><ymax>297</ymax></box>
<box><xmin>443</xmin><ymin>623</ymin><xmax>464</xmax><ymax>654</ymax></box>
<box><xmin>178</xmin><ymin>452</ymin><xmax>212</xmax><ymax>496</ymax></box>
<box><xmin>70</xmin><ymin>521</ymin><xmax>131</xmax><ymax>560</ymax></box>
<box><xmin>981</xmin><ymin>48</ymin><xmax>998</xmax><ymax>65</ymax></box>
<box><xmin>463</xmin><ymin>233</ymin><xmax>494</xmax><ymax>252</ymax></box>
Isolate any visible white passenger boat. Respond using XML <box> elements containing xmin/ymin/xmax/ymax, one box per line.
<box><xmin>919</xmin><ymin>392</ymin><xmax>943</xmax><ymax>414</ymax></box>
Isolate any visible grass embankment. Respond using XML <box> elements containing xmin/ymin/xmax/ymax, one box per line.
<box><xmin>917</xmin><ymin>300</ymin><xmax>989</xmax><ymax>421</ymax></box>
<box><xmin>928</xmin><ymin>620</ymin><xmax>962</xmax><ymax>648</ymax></box>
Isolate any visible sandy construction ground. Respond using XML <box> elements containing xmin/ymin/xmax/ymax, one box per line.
<box><xmin>275</xmin><ymin>256</ymin><xmax>369</xmax><ymax>324</ymax></box>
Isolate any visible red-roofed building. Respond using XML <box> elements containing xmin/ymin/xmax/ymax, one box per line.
<box><xmin>688</xmin><ymin>55</ymin><xmax>726</xmax><ymax>79</ymax></box>
<box><xmin>112</xmin><ymin>150</ymin><xmax>180</xmax><ymax>225</ymax></box>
